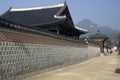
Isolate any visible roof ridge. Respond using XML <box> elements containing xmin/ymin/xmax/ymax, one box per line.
<box><xmin>10</xmin><ymin>3</ymin><xmax>65</xmax><ymax>12</ymax></box>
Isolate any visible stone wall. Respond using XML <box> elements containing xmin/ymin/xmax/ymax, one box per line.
<box><xmin>0</xmin><ymin>28</ymin><xmax>100</xmax><ymax>80</ymax></box>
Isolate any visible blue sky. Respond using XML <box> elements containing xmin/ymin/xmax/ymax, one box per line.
<box><xmin>0</xmin><ymin>0</ymin><xmax>120</xmax><ymax>31</ymax></box>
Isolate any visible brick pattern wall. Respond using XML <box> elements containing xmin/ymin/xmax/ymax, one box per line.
<box><xmin>0</xmin><ymin>29</ymin><xmax>100</xmax><ymax>80</ymax></box>
<box><xmin>0</xmin><ymin>29</ymin><xmax>86</xmax><ymax>48</ymax></box>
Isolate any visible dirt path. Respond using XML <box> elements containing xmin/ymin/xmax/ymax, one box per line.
<box><xmin>24</xmin><ymin>53</ymin><xmax>120</xmax><ymax>80</ymax></box>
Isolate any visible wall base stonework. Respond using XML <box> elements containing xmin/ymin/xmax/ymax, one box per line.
<box><xmin>0</xmin><ymin>41</ymin><xmax>100</xmax><ymax>80</ymax></box>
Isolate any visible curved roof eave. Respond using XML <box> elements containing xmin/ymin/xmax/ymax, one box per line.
<box><xmin>75</xmin><ymin>26</ymin><xmax>89</xmax><ymax>33</ymax></box>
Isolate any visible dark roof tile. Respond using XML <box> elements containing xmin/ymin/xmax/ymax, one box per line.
<box><xmin>1</xmin><ymin>6</ymin><xmax>63</xmax><ymax>26</ymax></box>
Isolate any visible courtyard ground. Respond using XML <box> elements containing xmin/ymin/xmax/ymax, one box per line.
<box><xmin>24</xmin><ymin>52</ymin><xmax>120</xmax><ymax>80</ymax></box>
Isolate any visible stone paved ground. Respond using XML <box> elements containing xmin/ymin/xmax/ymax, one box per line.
<box><xmin>24</xmin><ymin>52</ymin><xmax>120</xmax><ymax>80</ymax></box>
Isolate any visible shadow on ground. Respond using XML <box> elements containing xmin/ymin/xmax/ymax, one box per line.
<box><xmin>115</xmin><ymin>68</ymin><xmax>120</xmax><ymax>74</ymax></box>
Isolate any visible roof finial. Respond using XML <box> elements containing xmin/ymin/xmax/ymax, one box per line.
<box><xmin>9</xmin><ymin>6</ymin><xmax>12</xmax><ymax>10</ymax></box>
<box><xmin>64</xmin><ymin>0</ymin><xmax>67</xmax><ymax>6</ymax></box>
<box><xmin>64</xmin><ymin>0</ymin><xmax>66</xmax><ymax>3</ymax></box>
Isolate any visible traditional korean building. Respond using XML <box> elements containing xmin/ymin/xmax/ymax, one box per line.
<box><xmin>1</xmin><ymin>2</ymin><xmax>88</xmax><ymax>39</ymax></box>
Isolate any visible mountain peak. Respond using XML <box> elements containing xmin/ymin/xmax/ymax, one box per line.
<box><xmin>77</xmin><ymin>19</ymin><xmax>98</xmax><ymax>28</ymax></box>
<box><xmin>77</xmin><ymin>19</ymin><xmax>120</xmax><ymax>40</ymax></box>
<box><xmin>80</xmin><ymin>19</ymin><xmax>92</xmax><ymax>23</ymax></box>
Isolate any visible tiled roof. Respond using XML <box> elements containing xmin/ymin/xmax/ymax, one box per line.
<box><xmin>1</xmin><ymin>3</ymin><xmax>65</xmax><ymax>26</ymax></box>
<box><xmin>1</xmin><ymin>2</ymin><xmax>88</xmax><ymax>34</ymax></box>
<box><xmin>89</xmin><ymin>31</ymin><xmax>109</xmax><ymax>39</ymax></box>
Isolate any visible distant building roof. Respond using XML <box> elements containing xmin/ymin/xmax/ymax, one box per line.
<box><xmin>89</xmin><ymin>31</ymin><xmax>109</xmax><ymax>39</ymax></box>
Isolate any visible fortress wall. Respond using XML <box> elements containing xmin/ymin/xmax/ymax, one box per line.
<box><xmin>0</xmin><ymin>29</ymin><xmax>100</xmax><ymax>80</ymax></box>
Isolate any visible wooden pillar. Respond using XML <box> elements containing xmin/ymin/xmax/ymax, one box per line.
<box><xmin>57</xmin><ymin>29</ymin><xmax>59</xmax><ymax>34</ymax></box>
<box><xmin>77</xmin><ymin>35</ymin><xmax>79</xmax><ymax>39</ymax></box>
<box><xmin>100</xmin><ymin>42</ymin><xmax>104</xmax><ymax>53</ymax></box>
